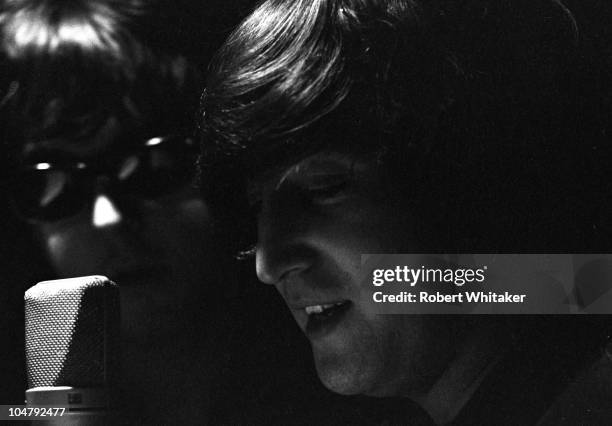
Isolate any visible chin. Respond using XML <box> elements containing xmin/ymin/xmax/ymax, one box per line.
<box><xmin>307</xmin><ymin>313</ymin><xmax>432</xmax><ymax>397</ymax></box>
<box><xmin>316</xmin><ymin>369</ymin><xmax>371</xmax><ymax>395</ymax></box>
<box><xmin>311</xmin><ymin>342</ymin><xmax>385</xmax><ymax>396</ymax></box>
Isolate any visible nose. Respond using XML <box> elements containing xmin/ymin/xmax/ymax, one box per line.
<box><xmin>256</xmin><ymin>241</ymin><xmax>315</xmax><ymax>286</ymax></box>
<box><xmin>255</xmin><ymin>245</ymin><xmax>278</xmax><ymax>285</ymax></box>
<box><xmin>255</xmin><ymin>205</ymin><xmax>315</xmax><ymax>286</ymax></box>
<box><xmin>92</xmin><ymin>193</ymin><xmax>123</xmax><ymax>228</ymax></box>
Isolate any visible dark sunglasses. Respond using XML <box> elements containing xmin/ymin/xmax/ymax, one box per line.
<box><xmin>8</xmin><ymin>135</ymin><xmax>198</xmax><ymax>222</ymax></box>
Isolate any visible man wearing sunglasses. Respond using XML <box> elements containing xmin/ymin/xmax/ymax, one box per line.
<box><xmin>1</xmin><ymin>0</ymin><xmax>222</xmax><ymax>423</ymax></box>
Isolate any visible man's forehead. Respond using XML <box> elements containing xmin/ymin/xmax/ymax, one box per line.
<box><xmin>21</xmin><ymin>116</ymin><xmax>125</xmax><ymax>161</ymax></box>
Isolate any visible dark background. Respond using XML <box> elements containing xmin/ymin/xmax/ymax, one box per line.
<box><xmin>1</xmin><ymin>0</ymin><xmax>611</xmax><ymax>423</ymax></box>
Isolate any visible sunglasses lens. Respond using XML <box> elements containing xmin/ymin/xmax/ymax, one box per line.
<box><xmin>10</xmin><ymin>136</ymin><xmax>196</xmax><ymax>222</ymax></box>
<box><xmin>12</xmin><ymin>169</ymin><xmax>86</xmax><ymax>221</ymax></box>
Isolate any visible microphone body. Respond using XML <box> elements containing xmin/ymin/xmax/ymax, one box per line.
<box><xmin>24</xmin><ymin>276</ymin><xmax>120</xmax><ymax>425</ymax></box>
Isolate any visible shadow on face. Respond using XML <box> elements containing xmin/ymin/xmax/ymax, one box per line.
<box><xmin>251</xmin><ymin>151</ymin><xmax>462</xmax><ymax>397</ymax></box>
<box><xmin>15</xmin><ymin>118</ymin><xmax>215</xmax><ymax>345</ymax></box>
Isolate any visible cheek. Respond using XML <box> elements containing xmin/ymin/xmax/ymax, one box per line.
<box><xmin>313</xmin><ymin>212</ymin><xmax>414</xmax><ymax>285</ymax></box>
<box><xmin>150</xmin><ymin>192</ymin><xmax>212</xmax><ymax>239</ymax></box>
<box><xmin>326</xmin><ymin>196</ymin><xmax>417</xmax><ymax>253</ymax></box>
<box><xmin>149</xmin><ymin>198</ymin><xmax>216</xmax><ymax>275</ymax></box>
<box><xmin>35</xmin><ymin>225</ymin><xmax>98</xmax><ymax>275</ymax></box>
<box><xmin>176</xmin><ymin>198</ymin><xmax>211</xmax><ymax>226</ymax></box>
<box><xmin>45</xmin><ymin>232</ymin><xmax>68</xmax><ymax>258</ymax></box>
<box><xmin>152</xmin><ymin>198</ymin><xmax>212</xmax><ymax>249</ymax></box>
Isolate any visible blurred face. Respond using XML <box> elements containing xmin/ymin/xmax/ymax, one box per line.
<box><xmin>253</xmin><ymin>151</ymin><xmax>457</xmax><ymax>397</ymax></box>
<box><xmin>16</xmin><ymin>119</ymin><xmax>214</xmax><ymax>345</ymax></box>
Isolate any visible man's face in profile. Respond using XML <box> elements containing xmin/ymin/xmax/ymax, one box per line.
<box><xmin>253</xmin><ymin>151</ymin><xmax>457</xmax><ymax>397</ymax></box>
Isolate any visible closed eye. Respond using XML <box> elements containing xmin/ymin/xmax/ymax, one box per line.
<box><xmin>308</xmin><ymin>181</ymin><xmax>348</xmax><ymax>199</ymax></box>
<box><xmin>305</xmin><ymin>175</ymin><xmax>351</xmax><ymax>203</ymax></box>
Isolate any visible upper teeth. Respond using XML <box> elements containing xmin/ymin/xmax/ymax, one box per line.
<box><xmin>305</xmin><ymin>302</ymin><xmax>344</xmax><ymax>315</ymax></box>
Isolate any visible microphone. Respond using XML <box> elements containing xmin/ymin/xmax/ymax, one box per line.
<box><xmin>24</xmin><ymin>276</ymin><xmax>120</xmax><ymax>425</ymax></box>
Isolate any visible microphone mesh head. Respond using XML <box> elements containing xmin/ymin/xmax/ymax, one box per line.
<box><xmin>24</xmin><ymin>276</ymin><xmax>119</xmax><ymax>389</ymax></box>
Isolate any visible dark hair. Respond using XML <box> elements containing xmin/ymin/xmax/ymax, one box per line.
<box><xmin>200</xmin><ymin>0</ymin><xmax>594</xmax><ymax>251</ymax></box>
<box><xmin>0</xmin><ymin>0</ymin><xmax>201</xmax><ymax>167</ymax></box>
<box><xmin>201</xmin><ymin>0</ymin><xmax>434</xmax><ymax>177</ymax></box>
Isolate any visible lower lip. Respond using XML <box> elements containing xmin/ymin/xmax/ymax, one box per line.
<box><xmin>305</xmin><ymin>302</ymin><xmax>352</xmax><ymax>339</ymax></box>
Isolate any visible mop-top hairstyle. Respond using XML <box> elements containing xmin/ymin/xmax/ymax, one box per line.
<box><xmin>201</xmin><ymin>0</ymin><xmax>435</xmax><ymax>173</ymax></box>
<box><xmin>200</xmin><ymin>0</ymin><xmax>578</xmax><ymax>165</ymax></box>
<box><xmin>0</xmin><ymin>0</ymin><xmax>200</xmax><ymax>161</ymax></box>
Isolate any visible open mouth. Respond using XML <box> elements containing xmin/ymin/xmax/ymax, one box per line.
<box><xmin>304</xmin><ymin>300</ymin><xmax>352</xmax><ymax>337</ymax></box>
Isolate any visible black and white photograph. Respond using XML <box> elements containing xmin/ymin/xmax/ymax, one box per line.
<box><xmin>1</xmin><ymin>0</ymin><xmax>612</xmax><ymax>424</ymax></box>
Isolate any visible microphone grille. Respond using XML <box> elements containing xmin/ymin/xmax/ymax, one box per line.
<box><xmin>24</xmin><ymin>276</ymin><xmax>119</xmax><ymax>389</ymax></box>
